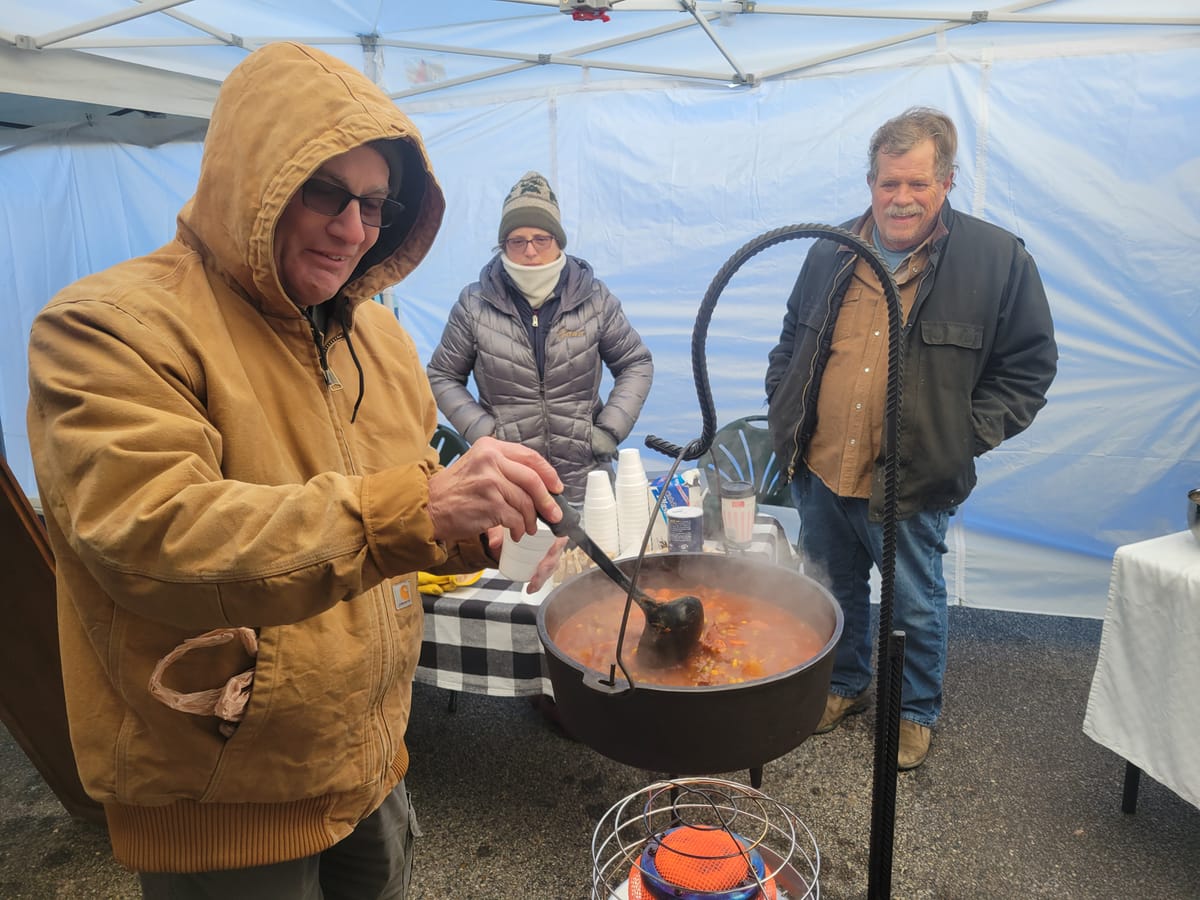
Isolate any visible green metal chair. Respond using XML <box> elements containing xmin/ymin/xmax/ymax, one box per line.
<box><xmin>431</xmin><ymin>424</ymin><xmax>470</xmax><ymax>468</ymax></box>
<box><xmin>700</xmin><ymin>415</ymin><xmax>795</xmax><ymax>550</ymax></box>
<box><xmin>703</xmin><ymin>415</ymin><xmax>789</xmax><ymax>505</ymax></box>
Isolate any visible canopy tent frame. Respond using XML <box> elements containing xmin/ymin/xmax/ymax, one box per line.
<box><xmin>2</xmin><ymin>1</ymin><xmax>1196</xmax><ymax>119</ymax></box>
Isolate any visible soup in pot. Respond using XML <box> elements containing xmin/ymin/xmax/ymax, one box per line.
<box><xmin>551</xmin><ymin>585</ymin><xmax>826</xmax><ymax>687</ymax></box>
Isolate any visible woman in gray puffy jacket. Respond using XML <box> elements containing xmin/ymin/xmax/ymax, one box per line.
<box><xmin>426</xmin><ymin>171</ymin><xmax>653</xmax><ymax>506</ymax></box>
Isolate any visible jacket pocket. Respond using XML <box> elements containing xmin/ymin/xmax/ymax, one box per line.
<box><xmin>920</xmin><ymin>321</ymin><xmax>983</xmax><ymax>350</ymax></box>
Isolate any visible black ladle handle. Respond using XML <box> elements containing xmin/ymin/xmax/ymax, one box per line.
<box><xmin>543</xmin><ymin>494</ymin><xmax>652</xmax><ymax>607</ymax></box>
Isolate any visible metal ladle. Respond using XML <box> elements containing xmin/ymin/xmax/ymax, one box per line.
<box><xmin>544</xmin><ymin>494</ymin><xmax>704</xmax><ymax>666</ymax></box>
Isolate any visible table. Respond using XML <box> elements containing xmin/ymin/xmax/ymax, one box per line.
<box><xmin>415</xmin><ymin>513</ymin><xmax>794</xmax><ymax>699</ymax></box>
<box><xmin>1082</xmin><ymin>530</ymin><xmax>1200</xmax><ymax>812</ymax></box>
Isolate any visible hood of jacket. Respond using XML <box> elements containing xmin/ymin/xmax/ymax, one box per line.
<box><xmin>176</xmin><ymin>41</ymin><xmax>445</xmax><ymax>320</ymax></box>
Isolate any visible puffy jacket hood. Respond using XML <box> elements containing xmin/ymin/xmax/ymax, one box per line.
<box><xmin>177</xmin><ymin>41</ymin><xmax>445</xmax><ymax>318</ymax></box>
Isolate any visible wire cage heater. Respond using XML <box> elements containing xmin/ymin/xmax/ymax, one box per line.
<box><xmin>591</xmin><ymin>777</ymin><xmax>820</xmax><ymax>900</ymax></box>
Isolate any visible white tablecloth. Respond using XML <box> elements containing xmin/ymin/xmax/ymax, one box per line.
<box><xmin>1082</xmin><ymin>531</ymin><xmax>1200</xmax><ymax>810</ymax></box>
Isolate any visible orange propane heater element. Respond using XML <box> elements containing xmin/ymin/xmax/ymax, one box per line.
<box><xmin>590</xmin><ymin>778</ymin><xmax>819</xmax><ymax>899</ymax></box>
<box><xmin>627</xmin><ymin>825</ymin><xmax>777</xmax><ymax>900</ymax></box>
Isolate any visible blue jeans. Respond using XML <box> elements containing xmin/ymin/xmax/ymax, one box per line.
<box><xmin>792</xmin><ymin>470</ymin><xmax>951</xmax><ymax>727</ymax></box>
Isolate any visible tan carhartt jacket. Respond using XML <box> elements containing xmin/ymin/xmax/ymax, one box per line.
<box><xmin>26</xmin><ymin>42</ymin><xmax>490</xmax><ymax>872</ymax></box>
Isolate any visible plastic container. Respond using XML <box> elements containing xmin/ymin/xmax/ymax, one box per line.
<box><xmin>498</xmin><ymin>521</ymin><xmax>557</xmax><ymax>582</ymax></box>
<box><xmin>666</xmin><ymin>506</ymin><xmax>704</xmax><ymax>552</ymax></box>
<box><xmin>720</xmin><ymin>480</ymin><xmax>756</xmax><ymax>548</ymax></box>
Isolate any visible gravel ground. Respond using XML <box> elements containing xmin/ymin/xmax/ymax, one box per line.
<box><xmin>3</xmin><ymin>606</ymin><xmax>1198</xmax><ymax>898</ymax></box>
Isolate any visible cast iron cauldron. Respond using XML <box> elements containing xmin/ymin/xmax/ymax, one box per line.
<box><xmin>536</xmin><ymin>553</ymin><xmax>843</xmax><ymax>776</ymax></box>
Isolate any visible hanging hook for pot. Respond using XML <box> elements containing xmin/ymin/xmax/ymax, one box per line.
<box><xmin>645</xmin><ymin>223</ymin><xmax>902</xmax><ymax>466</ymax></box>
<box><xmin>642</xmin><ymin>222</ymin><xmax>906</xmax><ymax>896</ymax></box>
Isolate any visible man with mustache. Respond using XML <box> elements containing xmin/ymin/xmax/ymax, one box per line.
<box><xmin>766</xmin><ymin>107</ymin><xmax>1057</xmax><ymax>769</ymax></box>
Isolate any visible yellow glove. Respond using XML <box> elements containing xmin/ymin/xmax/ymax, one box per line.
<box><xmin>417</xmin><ymin>571</ymin><xmax>485</xmax><ymax>595</ymax></box>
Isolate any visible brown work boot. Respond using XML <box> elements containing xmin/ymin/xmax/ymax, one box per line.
<box><xmin>897</xmin><ymin>720</ymin><xmax>932</xmax><ymax>770</ymax></box>
<box><xmin>814</xmin><ymin>691</ymin><xmax>869</xmax><ymax>734</ymax></box>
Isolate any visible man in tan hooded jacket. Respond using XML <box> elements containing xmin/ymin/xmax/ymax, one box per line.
<box><xmin>25</xmin><ymin>42</ymin><xmax>563</xmax><ymax>899</ymax></box>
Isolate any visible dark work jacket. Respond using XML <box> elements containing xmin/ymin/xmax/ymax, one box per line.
<box><xmin>765</xmin><ymin>201</ymin><xmax>1057</xmax><ymax>520</ymax></box>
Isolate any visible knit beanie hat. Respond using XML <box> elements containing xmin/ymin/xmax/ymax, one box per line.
<box><xmin>497</xmin><ymin>171</ymin><xmax>567</xmax><ymax>249</ymax></box>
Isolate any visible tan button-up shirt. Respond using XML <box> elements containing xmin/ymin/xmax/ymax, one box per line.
<box><xmin>806</xmin><ymin>218</ymin><xmax>930</xmax><ymax>498</ymax></box>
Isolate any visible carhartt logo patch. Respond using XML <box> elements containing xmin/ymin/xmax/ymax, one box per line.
<box><xmin>392</xmin><ymin>581</ymin><xmax>414</xmax><ymax>610</ymax></box>
<box><xmin>558</xmin><ymin>328</ymin><xmax>586</xmax><ymax>338</ymax></box>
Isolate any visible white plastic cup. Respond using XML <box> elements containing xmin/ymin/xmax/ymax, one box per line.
<box><xmin>498</xmin><ymin>520</ymin><xmax>557</xmax><ymax>582</ymax></box>
<box><xmin>720</xmin><ymin>481</ymin><xmax>757</xmax><ymax>547</ymax></box>
<box><xmin>583</xmin><ymin>494</ymin><xmax>617</xmax><ymax>521</ymax></box>
<box><xmin>616</xmin><ymin>482</ymin><xmax>650</xmax><ymax>515</ymax></box>
<box><xmin>583</xmin><ymin>503</ymin><xmax>620</xmax><ymax>556</ymax></box>
<box><xmin>583</xmin><ymin>471</ymin><xmax>620</xmax><ymax>553</ymax></box>
<box><xmin>584</xmin><ymin>470</ymin><xmax>616</xmax><ymax>506</ymax></box>
<box><xmin>616</xmin><ymin>486</ymin><xmax>651</xmax><ymax>557</ymax></box>
<box><xmin>616</xmin><ymin>480</ymin><xmax>650</xmax><ymax>508</ymax></box>
<box><xmin>615</xmin><ymin>448</ymin><xmax>648</xmax><ymax>485</ymax></box>
<box><xmin>586</xmin><ymin>520</ymin><xmax>620</xmax><ymax>557</ymax></box>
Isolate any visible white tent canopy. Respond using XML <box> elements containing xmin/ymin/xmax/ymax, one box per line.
<box><xmin>4</xmin><ymin>3</ymin><xmax>1199</xmax><ymax>117</ymax></box>
<box><xmin>3</xmin><ymin>1</ymin><xmax>1198</xmax><ymax>618</ymax></box>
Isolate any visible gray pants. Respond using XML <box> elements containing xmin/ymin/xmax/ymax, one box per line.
<box><xmin>138</xmin><ymin>781</ymin><xmax>419</xmax><ymax>900</ymax></box>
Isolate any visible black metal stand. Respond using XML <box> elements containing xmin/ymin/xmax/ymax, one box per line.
<box><xmin>645</xmin><ymin>224</ymin><xmax>906</xmax><ymax>898</ymax></box>
<box><xmin>868</xmin><ymin>630</ymin><xmax>905</xmax><ymax>899</ymax></box>
<box><xmin>1122</xmin><ymin>760</ymin><xmax>1142</xmax><ymax>814</ymax></box>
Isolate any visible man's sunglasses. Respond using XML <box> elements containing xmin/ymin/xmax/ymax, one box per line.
<box><xmin>300</xmin><ymin>178</ymin><xmax>405</xmax><ymax>229</ymax></box>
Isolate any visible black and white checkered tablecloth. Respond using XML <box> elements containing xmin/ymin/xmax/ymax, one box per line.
<box><xmin>415</xmin><ymin>514</ymin><xmax>794</xmax><ymax>698</ymax></box>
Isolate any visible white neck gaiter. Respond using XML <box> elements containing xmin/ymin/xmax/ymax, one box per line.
<box><xmin>501</xmin><ymin>252</ymin><xmax>566</xmax><ymax>310</ymax></box>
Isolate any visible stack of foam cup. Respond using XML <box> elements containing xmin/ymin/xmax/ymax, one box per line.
<box><xmin>582</xmin><ymin>470</ymin><xmax>620</xmax><ymax>557</ymax></box>
<box><xmin>615</xmin><ymin>447</ymin><xmax>652</xmax><ymax>558</ymax></box>
<box><xmin>498</xmin><ymin>520</ymin><xmax>557</xmax><ymax>582</ymax></box>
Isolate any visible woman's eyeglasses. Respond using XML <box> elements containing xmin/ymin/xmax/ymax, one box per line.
<box><xmin>300</xmin><ymin>178</ymin><xmax>405</xmax><ymax>229</ymax></box>
<box><xmin>504</xmin><ymin>235</ymin><xmax>556</xmax><ymax>252</ymax></box>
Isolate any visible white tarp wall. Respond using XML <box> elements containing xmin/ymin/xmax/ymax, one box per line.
<box><xmin>2</xmin><ymin>14</ymin><xmax>1197</xmax><ymax>618</ymax></box>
